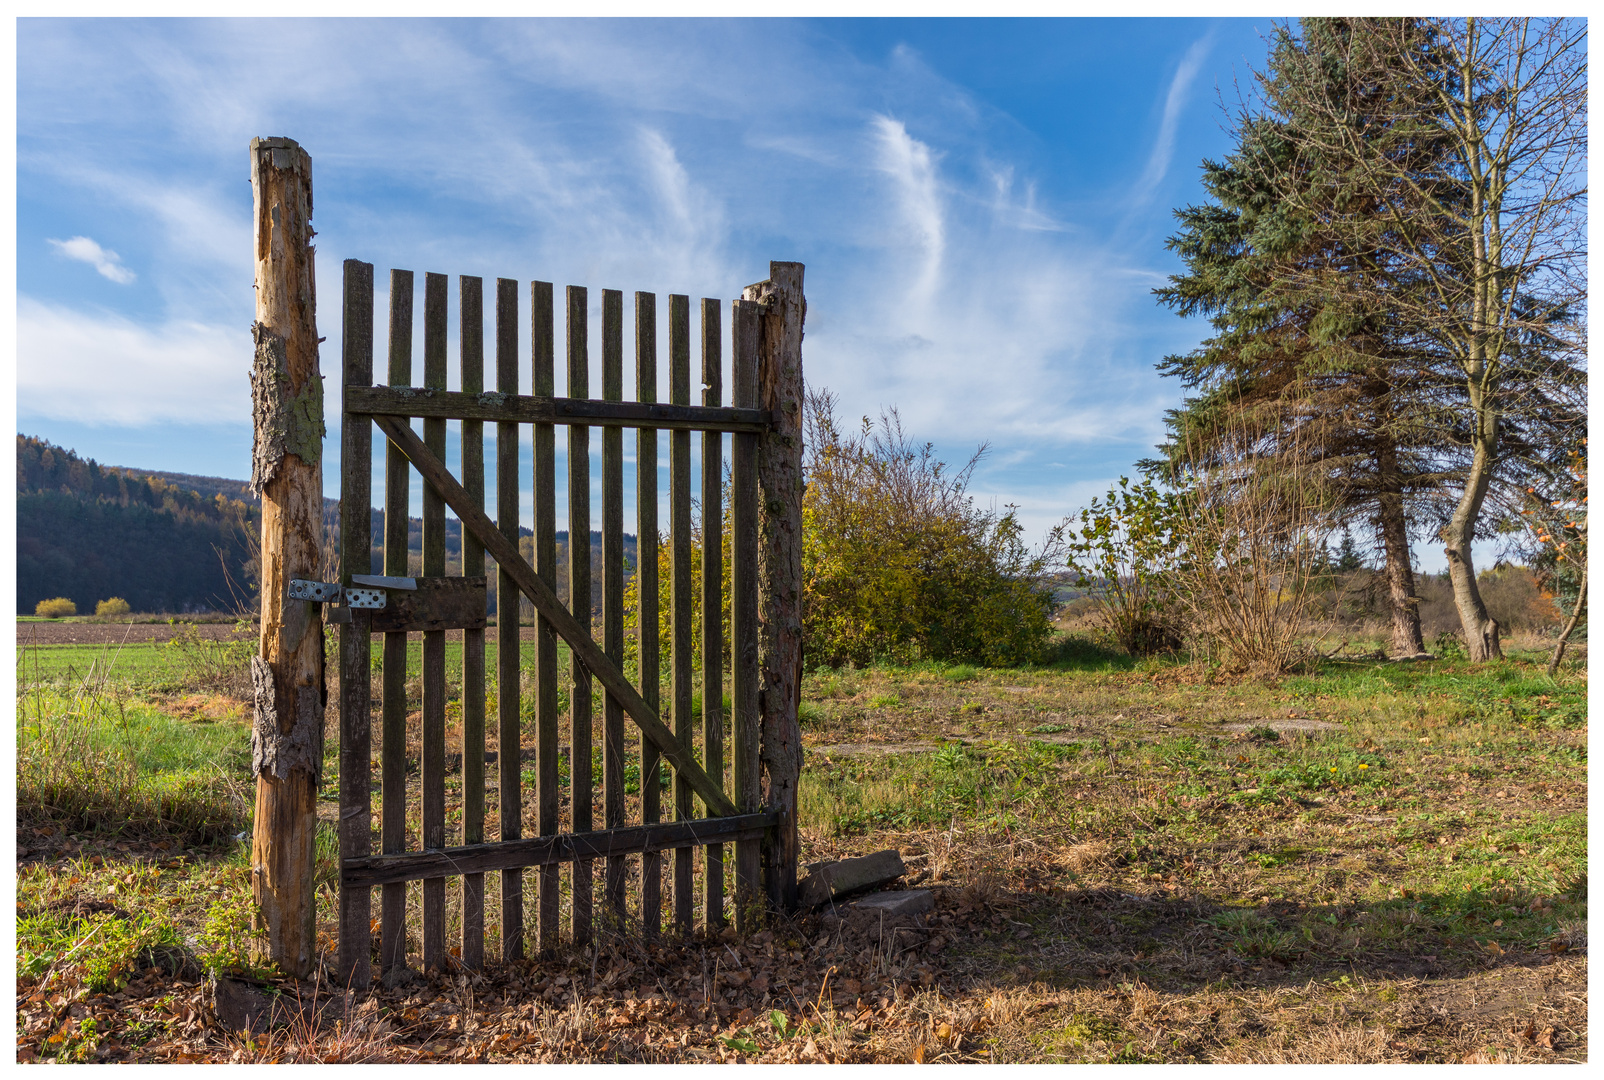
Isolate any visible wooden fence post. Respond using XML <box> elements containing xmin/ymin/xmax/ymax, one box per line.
<box><xmin>743</xmin><ymin>261</ymin><xmax>804</xmax><ymax>913</ymax></box>
<box><xmin>248</xmin><ymin>136</ymin><xmax>324</xmax><ymax>979</ymax></box>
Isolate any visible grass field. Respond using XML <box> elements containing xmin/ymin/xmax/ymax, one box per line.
<box><xmin>14</xmin><ymin>627</ymin><xmax>1587</xmax><ymax>1063</ymax></box>
<box><xmin>17</xmin><ymin>637</ymin><xmax>577</xmax><ymax>688</ymax></box>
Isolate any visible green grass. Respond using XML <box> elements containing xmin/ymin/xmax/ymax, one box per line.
<box><xmin>17</xmin><ymin>691</ymin><xmax>251</xmax><ymax>775</ymax></box>
<box><xmin>16</xmin><ymin>643</ymin><xmax>202</xmax><ymax>685</ymax></box>
<box><xmin>16</xmin><ymin>637</ymin><xmax>580</xmax><ymax>689</ymax></box>
<box><xmin>802</xmin><ymin>738</ymin><xmax>1074</xmax><ymax>834</ymax></box>
<box><xmin>16</xmin><ymin>693</ymin><xmax>251</xmax><ymax>844</ymax></box>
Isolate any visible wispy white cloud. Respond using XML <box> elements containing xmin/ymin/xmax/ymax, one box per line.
<box><xmin>871</xmin><ymin>116</ymin><xmax>946</xmax><ymax>311</ymax></box>
<box><xmin>1129</xmin><ymin>34</ymin><xmax>1214</xmax><ymax>208</ymax></box>
<box><xmin>17</xmin><ymin>297</ymin><xmax>248</xmax><ymax>426</ymax></box>
<box><xmin>17</xmin><ymin>18</ymin><xmax>1220</xmax><ymax>542</ymax></box>
<box><xmin>48</xmin><ymin>236</ymin><xmax>135</xmax><ymax>284</ymax></box>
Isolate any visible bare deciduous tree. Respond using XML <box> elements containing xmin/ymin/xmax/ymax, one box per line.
<box><xmin>1168</xmin><ymin>408</ymin><xmax>1339</xmax><ymax>674</ymax></box>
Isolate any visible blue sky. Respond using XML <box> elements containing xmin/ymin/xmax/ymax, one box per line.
<box><xmin>22</xmin><ymin>16</ymin><xmax>1400</xmax><ymax>558</ymax></box>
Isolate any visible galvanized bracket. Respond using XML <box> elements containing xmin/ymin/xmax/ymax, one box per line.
<box><xmin>288</xmin><ymin>578</ymin><xmax>391</xmax><ymax>612</ymax></box>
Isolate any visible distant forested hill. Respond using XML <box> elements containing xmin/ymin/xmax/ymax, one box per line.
<box><xmin>17</xmin><ymin>435</ymin><xmax>260</xmax><ymax>614</ymax></box>
<box><xmin>17</xmin><ymin>434</ymin><xmax>638</xmax><ymax>617</ymax></box>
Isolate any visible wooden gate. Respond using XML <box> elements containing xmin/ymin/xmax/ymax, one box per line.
<box><xmin>333</xmin><ymin>260</ymin><xmax>803</xmax><ymax>986</ymax></box>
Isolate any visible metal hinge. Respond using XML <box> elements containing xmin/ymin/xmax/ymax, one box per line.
<box><xmin>289</xmin><ymin>577</ymin><xmax>417</xmax><ymax>614</ymax></box>
<box><xmin>287</xmin><ymin>580</ymin><xmax>342</xmax><ymax>603</ymax></box>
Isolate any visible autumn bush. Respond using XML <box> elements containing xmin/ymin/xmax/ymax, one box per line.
<box><xmin>35</xmin><ymin>597</ymin><xmax>77</xmax><ymax>618</ymax></box>
<box><xmin>801</xmin><ymin>390</ymin><xmax>1062</xmax><ymax>669</ymax></box>
<box><xmin>95</xmin><ymin>597</ymin><xmax>132</xmax><ymax>617</ymax></box>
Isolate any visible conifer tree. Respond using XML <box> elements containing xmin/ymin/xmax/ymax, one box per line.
<box><xmin>1152</xmin><ymin>17</ymin><xmax>1454</xmax><ymax>656</ymax></box>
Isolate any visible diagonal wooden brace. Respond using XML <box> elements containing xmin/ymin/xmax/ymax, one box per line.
<box><xmin>369</xmin><ymin>413</ymin><xmax>738</xmax><ymax>818</ymax></box>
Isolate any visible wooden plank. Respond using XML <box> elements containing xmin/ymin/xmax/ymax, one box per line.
<box><xmin>370</xmin><ymin>415</ymin><xmax>738</xmax><ymax>818</ymax></box>
<box><xmin>338</xmin><ymin>258</ymin><xmax>374</xmax><ymax>987</ymax></box>
<box><xmin>458</xmin><ymin>274</ymin><xmax>486</xmax><ymax>972</ymax></box>
<box><xmin>420</xmin><ymin>271</ymin><xmax>448</xmax><ymax>973</ymax></box>
<box><xmin>566</xmin><ymin>284</ymin><xmax>593</xmax><ymax>948</ymax></box>
<box><xmin>531</xmin><ymin>281</ymin><xmax>560</xmax><ymax>954</ymax></box>
<box><xmin>344</xmin><ymin>812</ymin><xmax>778</xmax><ymax>888</ymax></box>
<box><xmin>494</xmin><ymin>277</ymin><xmax>523</xmax><ymax>963</ymax></box>
<box><xmin>600</xmin><ymin>289</ymin><xmax>626</xmax><ymax>927</ymax></box>
<box><xmin>381</xmin><ymin>268</ymin><xmax>413</xmax><ymax>974</ymax></box>
<box><xmin>635</xmin><ymin>292</ymin><xmax>661</xmax><ymax>939</ymax></box>
<box><xmin>700</xmin><ymin>297</ymin><xmax>725</xmax><ymax>930</ymax></box>
<box><xmin>367</xmin><ymin>577</ymin><xmax>489</xmax><ymax>633</ymax></box>
<box><xmin>345</xmin><ymin>385</ymin><xmax>768</xmax><ymax>433</ymax></box>
<box><xmin>669</xmin><ymin>293</ymin><xmax>694</xmax><ymax>935</ymax></box>
<box><xmin>746</xmin><ymin>262</ymin><xmax>806</xmax><ymax>913</ymax></box>
<box><xmin>730</xmin><ymin>299</ymin><xmax>762</xmax><ymax>930</ymax></box>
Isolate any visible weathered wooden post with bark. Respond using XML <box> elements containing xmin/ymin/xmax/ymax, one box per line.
<box><xmin>248</xmin><ymin>136</ymin><xmax>324</xmax><ymax>979</ymax></box>
<box><xmin>744</xmin><ymin>262</ymin><xmax>805</xmax><ymax>913</ymax></box>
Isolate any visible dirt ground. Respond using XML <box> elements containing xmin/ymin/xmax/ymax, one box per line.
<box><xmin>13</xmin><ymin>620</ymin><xmax>563</xmax><ymax>647</ymax></box>
<box><xmin>16</xmin><ymin>621</ymin><xmax>257</xmax><ymax>646</ymax></box>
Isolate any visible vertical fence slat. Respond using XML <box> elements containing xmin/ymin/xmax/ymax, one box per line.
<box><xmin>635</xmin><ymin>293</ymin><xmax>662</xmax><ymax>939</ymax></box>
<box><xmin>669</xmin><ymin>293</ymin><xmax>694</xmax><ymax>935</ymax></box>
<box><xmin>420</xmin><ymin>271</ymin><xmax>448</xmax><ymax>972</ymax></box>
<box><xmin>381</xmin><ymin>268</ymin><xmax>413</xmax><ymax>974</ymax></box>
<box><xmin>496</xmin><ymin>278</ymin><xmax>524</xmax><ymax>963</ymax></box>
<box><xmin>532</xmin><ymin>282</ymin><xmax>560</xmax><ymax>954</ymax></box>
<box><xmin>700</xmin><ymin>297</ymin><xmax>725</xmax><ymax>930</ymax></box>
<box><xmin>459</xmin><ymin>274</ymin><xmax>486</xmax><ymax>971</ymax></box>
<box><xmin>730</xmin><ymin>298</ymin><xmax>761</xmax><ymax>929</ymax></box>
<box><xmin>338</xmin><ymin>259</ymin><xmax>374</xmax><ymax>986</ymax></box>
<box><xmin>601</xmin><ymin>289</ymin><xmax>627</xmax><ymax>926</ymax></box>
<box><xmin>567</xmin><ymin>284</ymin><xmax>594</xmax><ymax>947</ymax></box>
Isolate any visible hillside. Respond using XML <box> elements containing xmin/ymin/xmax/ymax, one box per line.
<box><xmin>18</xmin><ymin>436</ymin><xmax>261</xmax><ymax>614</ymax></box>
<box><xmin>17</xmin><ymin>434</ymin><xmax>636</xmax><ymax>617</ymax></box>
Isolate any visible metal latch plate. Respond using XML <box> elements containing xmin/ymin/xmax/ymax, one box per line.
<box><xmin>351</xmin><ymin>574</ymin><xmax>418</xmax><ymax>591</ymax></box>
<box><xmin>289</xmin><ymin>579</ymin><xmax>343</xmax><ymax>602</ymax></box>
<box><xmin>345</xmin><ymin>588</ymin><xmax>387</xmax><ymax>610</ymax></box>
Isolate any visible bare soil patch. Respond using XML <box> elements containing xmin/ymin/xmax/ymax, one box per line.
<box><xmin>17</xmin><ymin>620</ymin><xmax>257</xmax><ymax>646</ymax></box>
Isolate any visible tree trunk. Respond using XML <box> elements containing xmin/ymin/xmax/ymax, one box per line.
<box><xmin>1546</xmin><ymin>560</ymin><xmax>1586</xmax><ymax>678</ymax></box>
<box><xmin>248</xmin><ymin>136</ymin><xmax>325</xmax><ymax>979</ymax></box>
<box><xmin>746</xmin><ymin>262</ymin><xmax>804</xmax><ymax>914</ymax></box>
<box><xmin>1374</xmin><ymin>438</ymin><xmax>1425</xmax><ymax>657</ymax></box>
<box><xmin>1442</xmin><ymin>381</ymin><xmax>1503</xmax><ymax>661</ymax></box>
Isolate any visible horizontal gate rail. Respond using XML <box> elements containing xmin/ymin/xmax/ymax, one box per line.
<box><xmin>346</xmin><ymin>384</ymin><xmax>768</xmax><ymax>432</ymax></box>
<box><xmin>343</xmin><ymin>812</ymin><xmax>779</xmax><ymax>888</ymax></box>
<box><xmin>370</xmin><ymin>412</ymin><xmax>739</xmax><ymax>818</ymax></box>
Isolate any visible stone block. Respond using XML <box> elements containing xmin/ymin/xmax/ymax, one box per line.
<box><xmin>849</xmin><ymin>888</ymin><xmax>933</xmax><ymax>917</ymax></box>
<box><xmin>798</xmin><ymin>848</ymin><xmax>906</xmax><ymax>907</ymax></box>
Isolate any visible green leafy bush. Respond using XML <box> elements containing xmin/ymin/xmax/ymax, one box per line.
<box><xmin>1063</xmin><ymin>477</ymin><xmax>1185</xmax><ymax>655</ymax></box>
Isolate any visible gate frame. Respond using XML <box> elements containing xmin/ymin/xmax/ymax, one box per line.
<box><xmin>335</xmin><ymin>261</ymin><xmax>803</xmax><ymax>987</ymax></box>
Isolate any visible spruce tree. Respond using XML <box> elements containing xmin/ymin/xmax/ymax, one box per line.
<box><xmin>1151</xmin><ymin>17</ymin><xmax>1459</xmax><ymax>657</ymax></box>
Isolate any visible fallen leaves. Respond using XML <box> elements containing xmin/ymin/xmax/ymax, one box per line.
<box><xmin>1516</xmin><ymin>1020</ymin><xmax>1556</xmax><ymax>1051</ymax></box>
